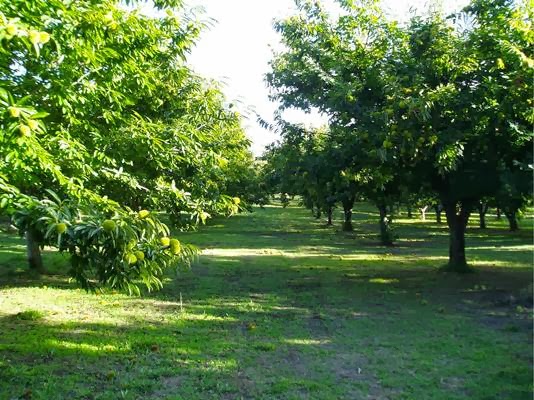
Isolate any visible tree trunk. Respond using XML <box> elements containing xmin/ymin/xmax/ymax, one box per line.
<box><xmin>342</xmin><ymin>198</ymin><xmax>354</xmax><ymax>232</ymax></box>
<box><xmin>434</xmin><ymin>205</ymin><xmax>442</xmax><ymax>224</ymax></box>
<box><xmin>443</xmin><ymin>201</ymin><xmax>472</xmax><ymax>272</ymax></box>
<box><xmin>378</xmin><ymin>204</ymin><xmax>394</xmax><ymax>246</ymax></box>
<box><xmin>505</xmin><ymin>210</ymin><xmax>519</xmax><ymax>231</ymax></box>
<box><xmin>343</xmin><ymin>208</ymin><xmax>353</xmax><ymax>231</ymax></box>
<box><xmin>26</xmin><ymin>228</ymin><xmax>45</xmax><ymax>273</ymax></box>
<box><xmin>496</xmin><ymin>207</ymin><xmax>501</xmax><ymax>220</ymax></box>
<box><xmin>407</xmin><ymin>204</ymin><xmax>413</xmax><ymax>218</ymax></box>
<box><xmin>420</xmin><ymin>206</ymin><xmax>428</xmax><ymax>221</ymax></box>
<box><xmin>315</xmin><ymin>208</ymin><xmax>321</xmax><ymax>219</ymax></box>
<box><xmin>327</xmin><ymin>206</ymin><xmax>333</xmax><ymax>226</ymax></box>
<box><xmin>477</xmin><ymin>202</ymin><xmax>488</xmax><ymax>229</ymax></box>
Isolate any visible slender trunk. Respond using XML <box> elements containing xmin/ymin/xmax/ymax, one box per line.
<box><xmin>315</xmin><ymin>208</ymin><xmax>321</xmax><ymax>219</ymax></box>
<box><xmin>434</xmin><ymin>205</ymin><xmax>442</xmax><ymax>224</ymax></box>
<box><xmin>477</xmin><ymin>202</ymin><xmax>488</xmax><ymax>229</ymax></box>
<box><xmin>496</xmin><ymin>207</ymin><xmax>501</xmax><ymax>220</ymax></box>
<box><xmin>342</xmin><ymin>198</ymin><xmax>354</xmax><ymax>232</ymax></box>
<box><xmin>407</xmin><ymin>204</ymin><xmax>413</xmax><ymax>219</ymax></box>
<box><xmin>505</xmin><ymin>210</ymin><xmax>519</xmax><ymax>231</ymax></box>
<box><xmin>343</xmin><ymin>208</ymin><xmax>353</xmax><ymax>231</ymax></box>
<box><xmin>378</xmin><ymin>204</ymin><xmax>394</xmax><ymax>246</ymax></box>
<box><xmin>327</xmin><ymin>206</ymin><xmax>333</xmax><ymax>226</ymax></box>
<box><xmin>443</xmin><ymin>201</ymin><xmax>472</xmax><ymax>272</ymax></box>
<box><xmin>420</xmin><ymin>206</ymin><xmax>428</xmax><ymax>221</ymax></box>
<box><xmin>26</xmin><ymin>228</ymin><xmax>45</xmax><ymax>273</ymax></box>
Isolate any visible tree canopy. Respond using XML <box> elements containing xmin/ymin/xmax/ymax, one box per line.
<box><xmin>266</xmin><ymin>0</ymin><xmax>533</xmax><ymax>270</ymax></box>
<box><xmin>0</xmin><ymin>0</ymin><xmax>255</xmax><ymax>293</ymax></box>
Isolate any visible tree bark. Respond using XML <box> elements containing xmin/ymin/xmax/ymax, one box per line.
<box><xmin>26</xmin><ymin>228</ymin><xmax>45</xmax><ymax>274</ymax></box>
<box><xmin>315</xmin><ymin>208</ymin><xmax>322</xmax><ymax>219</ymax></box>
<box><xmin>496</xmin><ymin>207</ymin><xmax>501</xmax><ymax>220</ymax></box>
<box><xmin>326</xmin><ymin>206</ymin><xmax>333</xmax><ymax>226</ymax></box>
<box><xmin>505</xmin><ymin>210</ymin><xmax>519</xmax><ymax>231</ymax></box>
<box><xmin>443</xmin><ymin>201</ymin><xmax>472</xmax><ymax>272</ymax></box>
<box><xmin>434</xmin><ymin>204</ymin><xmax>442</xmax><ymax>224</ymax></box>
<box><xmin>342</xmin><ymin>208</ymin><xmax>353</xmax><ymax>231</ymax></box>
<box><xmin>342</xmin><ymin>197</ymin><xmax>354</xmax><ymax>232</ymax></box>
<box><xmin>378</xmin><ymin>204</ymin><xmax>394</xmax><ymax>246</ymax></box>
<box><xmin>477</xmin><ymin>202</ymin><xmax>488</xmax><ymax>229</ymax></box>
<box><xmin>420</xmin><ymin>206</ymin><xmax>429</xmax><ymax>221</ymax></box>
<box><xmin>407</xmin><ymin>204</ymin><xmax>413</xmax><ymax>218</ymax></box>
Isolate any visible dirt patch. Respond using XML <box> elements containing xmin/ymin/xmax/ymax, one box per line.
<box><xmin>149</xmin><ymin>375</ymin><xmax>184</xmax><ymax>399</ymax></box>
<box><xmin>287</xmin><ymin>277</ymin><xmax>323</xmax><ymax>290</ymax></box>
<box><xmin>230</xmin><ymin>368</ymin><xmax>256</xmax><ymax>399</ymax></box>
<box><xmin>286</xmin><ymin>347</ymin><xmax>311</xmax><ymax>377</ymax></box>
<box><xmin>307</xmin><ymin>313</ymin><xmax>330</xmax><ymax>337</ymax></box>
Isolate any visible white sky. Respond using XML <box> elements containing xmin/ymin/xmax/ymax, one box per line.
<box><xmin>177</xmin><ymin>0</ymin><xmax>469</xmax><ymax>155</ymax></box>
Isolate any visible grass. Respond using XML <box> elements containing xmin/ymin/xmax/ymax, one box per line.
<box><xmin>0</xmin><ymin>203</ymin><xmax>532</xmax><ymax>399</ymax></box>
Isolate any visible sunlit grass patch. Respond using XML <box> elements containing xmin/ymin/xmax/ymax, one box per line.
<box><xmin>368</xmin><ymin>278</ymin><xmax>399</xmax><ymax>284</ymax></box>
<box><xmin>284</xmin><ymin>338</ymin><xmax>331</xmax><ymax>346</ymax></box>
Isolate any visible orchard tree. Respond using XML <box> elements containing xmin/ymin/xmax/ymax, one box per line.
<box><xmin>2</xmin><ymin>0</ymin><xmax>250</xmax><ymax>225</ymax></box>
<box><xmin>267</xmin><ymin>0</ymin><xmax>406</xmax><ymax>244</ymax></box>
<box><xmin>386</xmin><ymin>0</ymin><xmax>532</xmax><ymax>270</ymax></box>
<box><xmin>262</xmin><ymin>123</ymin><xmax>323</xmax><ymax>214</ymax></box>
<box><xmin>494</xmin><ymin>166</ymin><xmax>532</xmax><ymax>231</ymax></box>
<box><xmin>267</xmin><ymin>0</ymin><xmax>532</xmax><ymax>268</ymax></box>
<box><xmin>0</xmin><ymin>0</ymin><xmax>253</xmax><ymax>292</ymax></box>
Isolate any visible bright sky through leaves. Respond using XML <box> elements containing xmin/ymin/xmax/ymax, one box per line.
<box><xmin>181</xmin><ymin>0</ymin><xmax>469</xmax><ymax>155</ymax></box>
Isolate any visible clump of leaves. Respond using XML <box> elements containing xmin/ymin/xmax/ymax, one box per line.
<box><xmin>11</xmin><ymin>190</ymin><xmax>198</xmax><ymax>295</ymax></box>
<box><xmin>13</xmin><ymin>309</ymin><xmax>45</xmax><ymax>321</ymax></box>
<box><xmin>253</xmin><ymin>342</ymin><xmax>276</xmax><ymax>352</ymax></box>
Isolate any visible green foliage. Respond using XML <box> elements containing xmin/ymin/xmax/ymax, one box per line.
<box><xmin>262</xmin><ymin>122</ymin><xmax>339</xmax><ymax>217</ymax></box>
<box><xmin>0</xmin><ymin>0</ymin><xmax>254</xmax><ymax>292</ymax></box>
<box><xmin>13</xmin><ymin>309</ymin><xmax>45</xmax><ymax>321</ymax></box>
<box><xmin>266</xmin><ymin>0</ymin><xmax>532</xmax><ymax>264</ymax></box>
<box><xmin>10</xmin><ymin>190</ymin><xmax>197</xmax><ymax>294</ymax></box>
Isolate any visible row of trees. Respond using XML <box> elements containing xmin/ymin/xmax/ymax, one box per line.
<box><xmin>264</xmin><ymin>0</ymin><xmax>532</xmax><ymax>271</ymax></box>
<box><xmin>0</xmin><ymin>0</ymin><xmax>257</xmax><ymax>293</ymax></box>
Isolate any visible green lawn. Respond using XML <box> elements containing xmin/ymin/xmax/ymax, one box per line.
<box><xmin>0</xmin><ymin>204</ymin><xmax>532</xmax><ymax>399</ymax></box>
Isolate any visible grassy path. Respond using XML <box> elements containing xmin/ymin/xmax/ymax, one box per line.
<box><xmin>0</xmin><ymin>204</ymin><xmax>532</xmax><ymax>399</ymax></box>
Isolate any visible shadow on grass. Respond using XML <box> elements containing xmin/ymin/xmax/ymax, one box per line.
<box><xmin>0</xmin><ymin>204</ymin><xmax>532</xmax><ymax>399</ymax></box>
<box><xmin>1</xmin><ymin>278</ymin><xmax>532</xmax><ymax>400</ymax></box>
<box><xmin>1</xmin><ymin>204</ymin><xmax>532</xmax><ymax>293</ymax></box>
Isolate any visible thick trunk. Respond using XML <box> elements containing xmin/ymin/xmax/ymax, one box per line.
<box><xmin>407</xmin><ymin>205</ymin><xmax>413</xmax><ymax>219</ymax></box>
<box><xmin>327</xmin><ymin>207</ymin><xmax>333</xmax><ymax>226</ymax></box>
<box><xmin>434</xmin><ymin>205</ymin><xmax>442</xmax><ymax>224</ymax></box>
<box><xmin>443</xmin><ymin>201</ymin><xmax>472</xmax><ymax>272</ymax></box>
<box><xmin>378</xmin><ymin>204</ymin><xmax>394</xmax><ymax>246</ymax></box>
<box><xmin>26</xmin><ymin>228</ymin><xmax>45</xmax><ymax>273</ymax></box>
<box><xmin>477</xmin><ymin>202</ymin><xmax>488</xmax><ymax>229</ymax></box>
<box><xmin>496</xmin><ymin>207</ymin><xmax>501</xmax><ymax>219</ymax></box>
<box><xmin>505</xmin><ymin>210</ymin><xmax>519</xmax><ymax>231</ymax></box>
